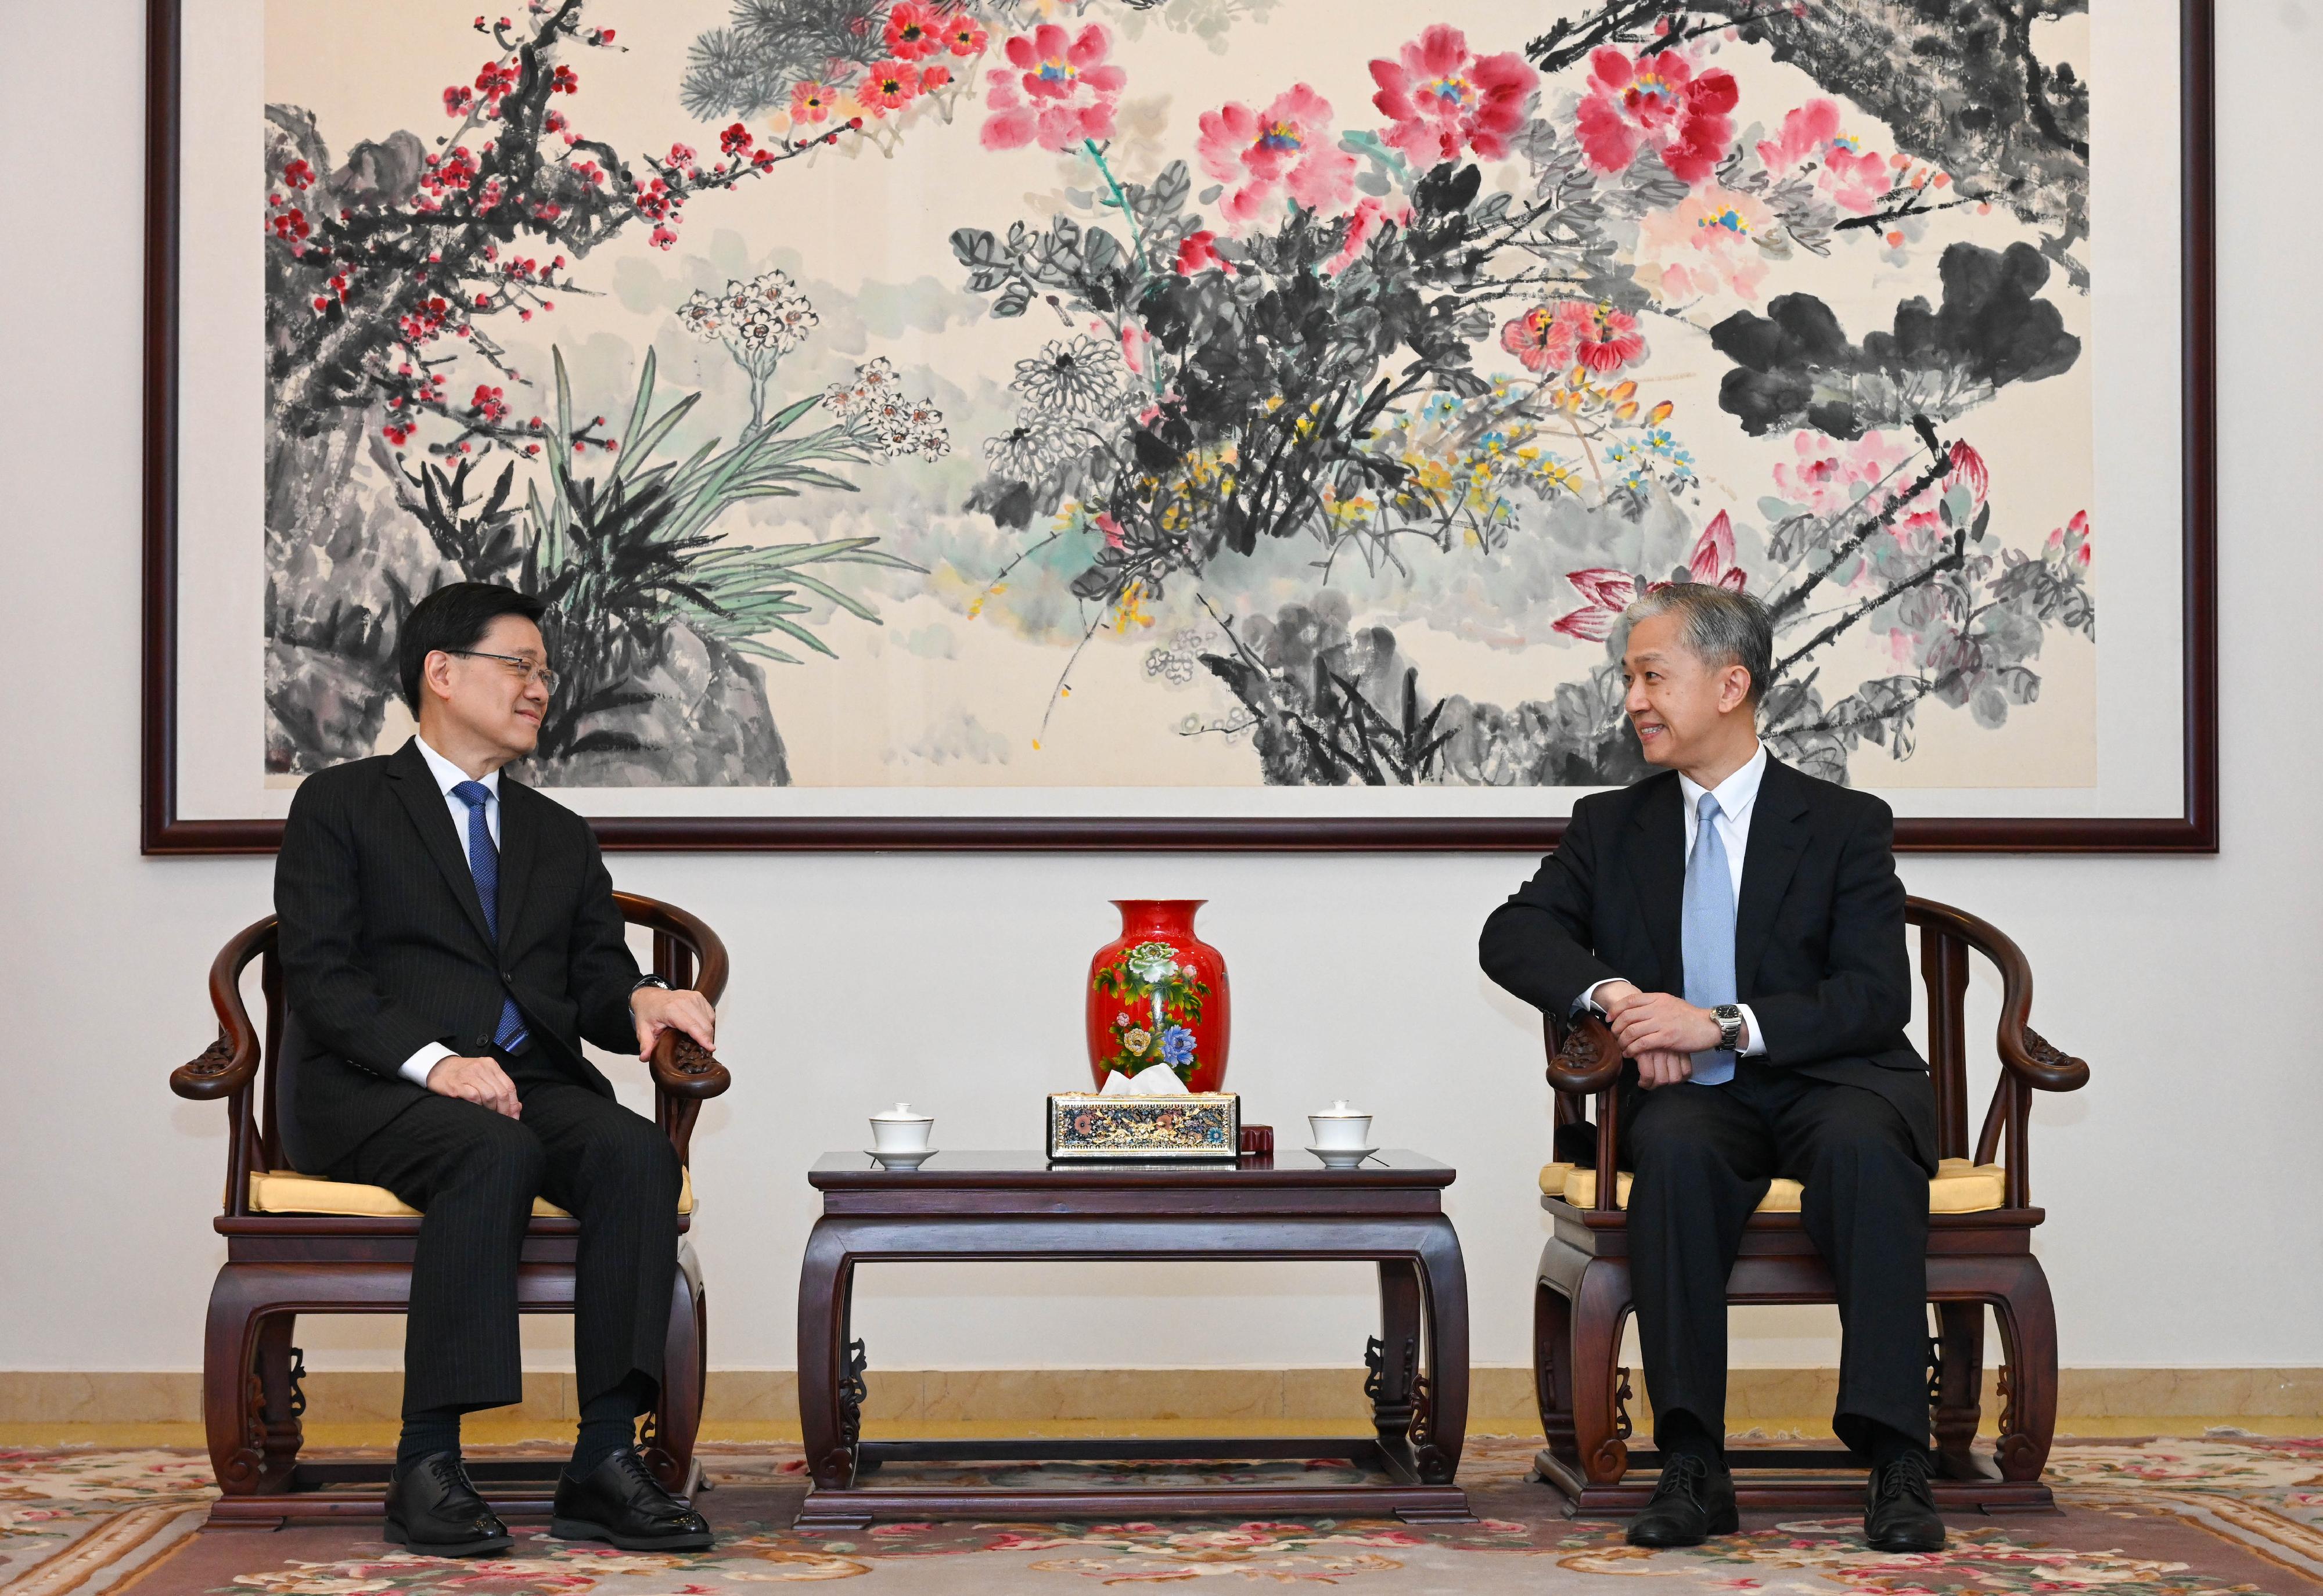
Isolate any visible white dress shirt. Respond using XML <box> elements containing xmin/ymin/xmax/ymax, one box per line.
<box><xmin>1580</xmin><ymin>741</ymin><xmax>1770</xmax><ymax>1058</ymax></box>
<box><xmin>396</xmin><ymin>737</ymin><xmax>504</xmax><ymax>1086</ymax></box>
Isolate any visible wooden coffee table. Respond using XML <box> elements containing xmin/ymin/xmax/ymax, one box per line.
<box><xmin>795</xmin><ymin>1150</ymin><xmax>1472</xmax><ymax>1527</ymax></box>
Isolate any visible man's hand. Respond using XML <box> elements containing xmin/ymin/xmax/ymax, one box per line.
<box><xmin>1604</xmin><ymin>988</ymin><xmax>1724</xmax><ymax>1057</ymax></box>
<box><xmin>1633</xmin><ymin>1049</ymin><xmax>1695</xmax><ymax>1090</ymax></box>
<box><xmin>632</xmin><ymin>985</ymin><xmax>717</xmax><ymax>1061</ymax></box>
<box><xmin>426</xmin><ymin>1054</ymin><xmax>520</xmax><ymax>1119</ymax></box>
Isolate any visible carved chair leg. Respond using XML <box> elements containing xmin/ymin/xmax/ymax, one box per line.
<box><xmin>1534</xmin><ymin>1273</ymin><xmax>1579</xmax><ymax>1468</ymax></box>
<box><xmin>641</xmin><ymin>1244</ymin><xmax>706</xmax><ymax>1496</ymax></box>
<box><xmin>1567</xmin><ymin>1261</ymin><xmax>1634</xmax><ymax>1487</ymax></box>
<box><xmin>202</xmin><ymin>1266</ymin><xmax>278</xmax><ymax>1496</ymax></box>
<box><xmin>1930</xmin><ymin>1300</ymin><xmax>1985</xmax><ymax>1478</ymax></box>
<box><xmin>251</xmin><ymin>1314</ymin><xmax>308</xmax><ymax>1494</ymax></box>
<box><xmin>1988</xmin><ymin>1260</ymin><xmax>2059</xmax><ymax>1483</ymax></box>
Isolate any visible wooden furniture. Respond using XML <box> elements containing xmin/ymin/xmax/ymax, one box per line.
<box><xmin>170</xmin><ymin>892</ymin><xmax>732</xmax><ymax>1527</ymax></box>
<box><xmin>1531</xmin><ymin>896</ymin><xmax>2090</xmax><ymax>1516</ymax></box>
<box><xmin>795</xmin><ymin>1150</ymin><xmax>1473</xmax><ymax>1528</ymax></box>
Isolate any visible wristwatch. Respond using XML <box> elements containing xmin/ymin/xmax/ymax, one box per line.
<box><xmin>632</xmin><ymin>974</ymin><xmax>673</xmax><ymax>993</ymax></box>
<box><xmin>1713</xmin><ymin>1003</ymin><xmax>1745</xmax><ymax>1051</ymax></box>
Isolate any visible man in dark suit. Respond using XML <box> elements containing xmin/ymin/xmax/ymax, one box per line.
<box><xmin>1479</xmin><ymin>585</ymin><xmax>1944</xmax><ymax>1553</ymax></box>
<box><xmin>275</xmin><ymin>583</ymin><xmax>719</xmax><ymax>1556</ymax></box>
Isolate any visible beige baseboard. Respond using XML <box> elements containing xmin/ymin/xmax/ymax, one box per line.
<box><xmin>4</xmin><ymin>1367</ymin><xmax>2320</xmax><ymax>1427</ymax></box>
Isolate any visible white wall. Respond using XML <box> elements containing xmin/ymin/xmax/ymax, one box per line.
<box><xmin>5</xmin><ymin>0</ymin><xmax>2319</xmax><ymax>1380</ymax></box>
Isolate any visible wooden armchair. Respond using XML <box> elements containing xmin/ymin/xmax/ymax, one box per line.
<box><xmin>1530</xmin><ymin>896</ymin><xmax>2089</xmax><ymax>1515</ymax></box>
<box><xmin>171</xmin><ymin>892</ymin><xmax>732</xmax><ymax>1527</ymax></box>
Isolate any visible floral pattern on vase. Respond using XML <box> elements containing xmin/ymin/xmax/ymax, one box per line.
<box><xmin>1087</xmin><ymin>900</ymin><xmax>1230</xmax><ymax>1093</ymax></box>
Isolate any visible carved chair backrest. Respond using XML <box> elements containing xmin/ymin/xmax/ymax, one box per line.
<box><xmin>173</xmin><ymin>892</ymin><xmax>729</xmax><ymax>1217</ymax></box>
<box><xmin>1548</xmin><ymin>895</ymin><xmax>2087</xmax><ymax>1212</ymax></box>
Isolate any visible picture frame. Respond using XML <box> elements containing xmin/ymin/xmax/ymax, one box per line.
<box><xmin>141</xmin><ymin>0</ymin><xmax>2216</xmax><ymax>853</ymax></box>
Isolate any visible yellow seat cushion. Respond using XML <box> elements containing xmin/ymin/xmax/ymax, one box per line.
<box><xmin>249</xmin><ymin>1167</ymin><xmax>694</xmax><ymax>1219</ymax></box>
<box><xmin>1550</xmin><ymin>1157</ymin><xmax>2004</xmax><ymax>1214</ymax></box>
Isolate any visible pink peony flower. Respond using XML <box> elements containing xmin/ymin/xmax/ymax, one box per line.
<box><xmin>980</xmin><ymin>23</ymin><xmax>1126</xmax><ymax>152</ymax></box>
<box><xmin>1634</xmin><ymin>183</ymin><xmax>1775</xmax><ymax>302</ymax></box>
<box><xmin>1368</xmin><ymin>25</ymin><xmax>1538</xmax><ymax>164</ymax></box>
<box><xmin>1196</xmin><ymin>84</ymin><xmax>1356</xmax><ymax>228</ymax></box>
<box><xmin>1756</xmin><ymin>99</ymin><xmax>1890</xmax><ymax>214</ymax></box>
<box><xmin>1574</xmin><ymin>46</ymin><xmax>1737</xmax><ymax>186</ymax></box>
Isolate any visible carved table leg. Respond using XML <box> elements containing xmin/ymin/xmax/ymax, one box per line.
<box><xmin>796</xmin><ymin>1220</ymin><xmax>864</xmax><ymax>1493</ymax></box>
<box><xmin>1408</xmin><ymin>1219</ymin><xmax>1469</xmax><ymax>1486</ymax></box>
<box><xmin>1930</xmin><ymin>1300</ymin><xmax>1985</xmax><ymax>1479</ymax></box>
<box><xmin>1368</xmin><ymin>1260</ymin><xmax>1422</xmax><ymax>1447</ymax></box>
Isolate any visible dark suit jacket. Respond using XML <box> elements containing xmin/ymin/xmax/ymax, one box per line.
<box><xmin>1479</xmin><ymin>755</ymin><xmax>1936</xmax><ymax>1170</ymax></box>
<box><xmin>274</xmin><ymin>738</ymin><xmax>643</xmax><ymax>1173</ymax></box>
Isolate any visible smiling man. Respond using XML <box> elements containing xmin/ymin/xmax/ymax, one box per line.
<box><xmin>274</xmin><ymin>583</ymin><xmax>718</xmax><ymax>1557</ymax></box>
<box><xmin>1479</xmin><ymin>585</ymin><xmax>1944</xmax><ymax>1554</ymax></box>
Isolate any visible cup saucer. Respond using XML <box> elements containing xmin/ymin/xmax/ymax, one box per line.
<box><xmin>866</xmin><ymin>1148</ymin><xmax>936</xmax><ymax>1169</ymax></box>
<box><xmin>1306</xmin><ymin>1145</ymin><xmax>1379</xmax><ymax>1169</ymax></box>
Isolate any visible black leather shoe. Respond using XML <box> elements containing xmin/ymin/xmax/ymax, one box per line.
<box><xmin>551</xmin><ymin>1449</ymin><xmax>713</xmax><ymax>1552</ymax></box>
<box><xmin>1864</xmin><ymin>1452</ymin><xmax>1946</xmax><ymax>1552</ymax></box>
<box><xmin>1627</xmin><ymin>1452</ymin><xmax>1740</xmax><ymax>1548</ymax></box>
<box><xmin>384</xmin><ymin>1453</ymin><xmax>511</xmax><ymax>1557</ymax></box>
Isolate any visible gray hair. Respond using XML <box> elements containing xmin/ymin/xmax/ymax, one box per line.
<box><xmin>1622</xmin><ymin>584</ymin><xmax>1774</xmax><ymax>707</ymax></box>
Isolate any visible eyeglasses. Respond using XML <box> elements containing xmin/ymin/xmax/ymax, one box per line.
<box><xmin>445</xmin><ymin>649</ymin><xmax>559</xmax><ymax>692</ymax></box>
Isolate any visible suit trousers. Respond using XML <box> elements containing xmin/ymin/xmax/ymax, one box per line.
<box><xmin>1623</xmin><ymin>1060</ymin><xmax>1930</xmax><ymax>1456</ymax></box>
<box><xmin>326</xmin><ymin>1049</ymin><xmax>682</xmax><ymax>1418</ymax></box>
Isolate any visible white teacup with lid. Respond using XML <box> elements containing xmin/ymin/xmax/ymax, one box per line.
<box><xmin>870</xmin><ymin>1103</ymin><xmax>935</xmax><ymax>1155</ymax></box>
<box><xmin>1307</xmin><ymin>1100</ymin><xmax>1373</xmax><ymax>1152</ymax></box>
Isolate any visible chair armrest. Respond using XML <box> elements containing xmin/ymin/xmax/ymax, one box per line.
<box><xmin>1908</xmin><ymin>896</ymin><xmax>2090</xmax><ymax>1093</ymax></box>
<box><xmin>2004</xmin><ymin>1025</ymin><xmax>2089</xmax><ymax>1094</ymax></box>
<box><xmin>1545</xmin><ymin>1013</ymin><xmax>1623</xmax><ymax>1094</ymax></box>
<box><xmin>172</xmin><ymin>1032</ymin><xmax>258</xmax><ymax>1100</ymax></box>
<box><xmin>652</xmin><ymin>1031</ymin><xmax>731</xmax><ymax>1100</ymax></box>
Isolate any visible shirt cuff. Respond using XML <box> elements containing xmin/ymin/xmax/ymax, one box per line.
<box><xmin>1735</xmin><ymin>1003</ymin><xmax>1767</xmax><ymax>1057</ymax></box>
<box><xmin>398</xmin><ymin>1042</ymin><xmax>453</xmax><ymax>1087</ymax></box>
<box><xmin>1574</xmin><ymin>978</ymin><xmax>1624</xmax><ymax>1019</ymax></box>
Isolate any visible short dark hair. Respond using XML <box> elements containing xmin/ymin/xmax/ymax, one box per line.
<box><xmin>1623</xmin><ymin>583</ymin><xmax>1775</xmax><ymax>708</ymax></box>
<box><xmin>398</xmin><ymin>582</ymin><xmax>547</xmax><ymax>713</ymax></box>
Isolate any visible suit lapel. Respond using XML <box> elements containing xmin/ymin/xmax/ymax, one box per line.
<box><xmin>493</xmin><ymin>774</ymin><xmax>538</xmax><ymax>955</ymax></box>
<box><xmin>1626</xmin><ymin>773</ymin><xmax>1686</xmax><ymax>992</ymax></box>
<box><xmin>384</xmin><ymin>739</ymin><xmax>497</xmax><ymax>953</ymax></box>
<box><xmin>1734</xmin><ymin>756</ymin><xmax>1813</xmax><ymax>997</ymax></box>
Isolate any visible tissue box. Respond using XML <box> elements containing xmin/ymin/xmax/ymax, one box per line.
<box><xmin>1047</xmin><ymin>1093</ymin><xmax>1241</xmax><ymax>1161</ymax></box>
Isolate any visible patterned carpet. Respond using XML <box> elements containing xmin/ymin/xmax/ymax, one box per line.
<box><xmin>4</xmin><ymin>1436</ymin><xmax>2318</xmax><ymax>1595</ymax></box>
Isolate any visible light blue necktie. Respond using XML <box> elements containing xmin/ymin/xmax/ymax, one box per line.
<box><xmin>1681</xmin><ymin>790</ymin><xmax>1737</xmax><ymax>1086</ymax></box>
<box><xmin>451</xmin><ymin>780</ymin><xmax>530</xmax><ymax>1054</ymax></box>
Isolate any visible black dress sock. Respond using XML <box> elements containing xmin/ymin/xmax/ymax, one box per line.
<box><xmin>1659</xmin><ymin>1408</ymin><xmax>1727</xmax><ymax>1471</ymax></box>
<box><xmin>396</xmin><ymin>1406</ymin><xmax>463</xmax><ymax>1473</ymax></box>
<box><xmin>1864</xmin><ymin>1420</ymin><xmax>1925</xmax><ymax>1470</ymax></box>
<box><xmin>570</xmin><ymin>1372</ymin><xmax>655</xmax><ymax>1478</ymax></box>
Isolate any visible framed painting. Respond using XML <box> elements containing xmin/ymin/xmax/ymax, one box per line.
<box><xmin>141</xmin><ymin>0</ymin><xmax>2215</xmax><ymax>851</ymax></box>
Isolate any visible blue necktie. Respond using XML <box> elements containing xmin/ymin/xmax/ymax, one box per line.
<box><xmin>1682</xmin><ymin>790</ymin><xmax>1737</xmax><ymax>1086</ymax></box>
<box><xmin>451</xmin><ymin>780</ymin><xmax>530</xmax><ymax>1054</ymax></box>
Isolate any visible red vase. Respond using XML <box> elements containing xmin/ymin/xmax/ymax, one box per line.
<box><xmin>1086</xmin><ymin>900</ymin><xmax>1232</xmax><ymax>1093</ymax></box>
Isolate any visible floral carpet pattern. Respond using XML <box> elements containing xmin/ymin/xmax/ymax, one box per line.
<box><xmin>1</xmin><ymin>1436</ymin><xmax>2315</xmax><ymax>1596</ymax></box>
